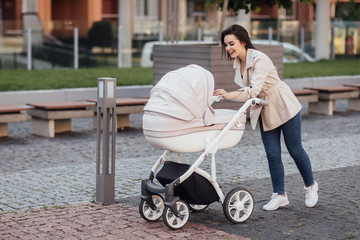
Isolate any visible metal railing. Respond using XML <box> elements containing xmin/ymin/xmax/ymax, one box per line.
<box><xmin>0</xmin><ymin>20</ymin><xmax>359</xmax><ymax>70</ymax></box>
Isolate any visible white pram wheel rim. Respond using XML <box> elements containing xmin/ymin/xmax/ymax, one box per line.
<box><xmin>163</xmin><ymin>200</ymin><xmax>190</xmax><ymax>230</ymax></box>
<box><xmin>139</xmin><ymin>194</ymin><xmax>165</xmax><ymax>222</ymax></box>
<box><xmin>189</xmin><ymin>204</ymin><xmax>208</xmax><ymax>212</ymax></box>
<box><xmin>223</xmin><ymin>187</ymin><xmax>254</xmax><ymax>224</ymax></box>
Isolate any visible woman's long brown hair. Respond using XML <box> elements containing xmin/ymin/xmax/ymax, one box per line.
<box><xmin>220</xmin><ymin>24</ymin><xmax>256</xmax><ymax>60</ymax></box>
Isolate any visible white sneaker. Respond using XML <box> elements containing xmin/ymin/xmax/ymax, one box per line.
<box><xmin>263</xmin><ymin>193</ymin><xmax>290</xmax><ymax>211</ymax></box>
<box><xmin>304</xmin><ymin>181</ymin><xmax>318</xmax><ymax>208</ymax></box>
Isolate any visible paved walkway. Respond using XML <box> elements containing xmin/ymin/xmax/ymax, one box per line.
<box><xmin>0</xmin><ymin>102</ymin><xmax>359</xmax><ymax>239</ymax></box>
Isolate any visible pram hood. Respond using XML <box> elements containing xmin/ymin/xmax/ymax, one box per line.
<box><xmin>144</xmin><ymin>64</ymin><xmax>215</xmax><ymax>127</ymax></box>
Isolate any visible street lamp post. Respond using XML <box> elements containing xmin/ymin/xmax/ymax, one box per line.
<box><xmin>96</xmin><ymin>77</ymin><xmax>117</xmax><ymax>205</ymax></box>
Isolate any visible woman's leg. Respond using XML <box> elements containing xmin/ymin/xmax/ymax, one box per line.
<box><xmin>259</xmin><ymin>119</ymin><xmax>285</xmax><ymax>195</ymax></box>
<box><xmin>281</xmin><ymin>112</ymin><xmax>314</xmax><ymax>187</ymax></box>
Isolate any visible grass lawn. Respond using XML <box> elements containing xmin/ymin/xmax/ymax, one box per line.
<box><xmin>0</xmin><ymin>59</ymin><xmax>359</xmax><ymax>91</ymax></box>
<box><xmin>283</xmin><ymin>59</ymin><xmax>360</xmax><ymax>79</ymax></box>
<box><xmin>0</xmin><ymin>67</ymin><xmax>153</xmax><ymax>91</ymax></box>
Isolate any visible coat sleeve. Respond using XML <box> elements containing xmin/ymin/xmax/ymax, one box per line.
<box><xmin>235</xmin><ymin>55</ymin><xmax>274</xmax><ymax>102</ymax></box>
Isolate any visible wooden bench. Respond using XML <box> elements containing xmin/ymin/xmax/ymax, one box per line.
<box><xmin>344</xmin><ymin>84</ymin><xmax>360</xmax><ymax>112</ymax></box>
<box><xmin>27</xmin><ymin>101</ymin><xmax>95</xmax><ymax>138</ymax></box>
<box><xmin>89</xmin><ymin>97</ymin><xmax>148</xmax><ymax>131</ymax></box>
<box><xmin>291</xmin><ymin>88</ymin><xmax>319</xmax><ymax>103</ymax></box>
<box><xmin>0</xmin><ymin>105</ymin><xmax>30</xmax><ymax>137</ymax></box>
<box><xmin>304</xmin><ymin>86</ymin><xmax>359</xmax><ymax>115</ymax></box>
<box><xmin>291</xmin><ymin>88</ymin><xmax>319</xmax><ymax>115</ymax></box>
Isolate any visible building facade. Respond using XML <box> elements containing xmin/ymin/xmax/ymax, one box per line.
<box><xmin>1</xmin><ymin>0</ymin><xmax>359</xmax><ymax>57</ymax></box>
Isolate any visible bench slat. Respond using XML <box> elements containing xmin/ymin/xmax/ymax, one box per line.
<box><xmin>27</xmin><ymin>101</ymin><xmax>95</xmax><ymax>110</ymax></box>
<box><xmin>291</xmin><ymin>88</ymin><xmax>318</xmax><ymax>96</ymax></box>
<box><xmin>305</xmin><ymin>86</ymin><xmax>358</xmax><ymax>93</ymax></box>
<box><xmin>88</xmin><ymin>97</ymin><xmax>148</xmax><ymax>106</ymax></box>
<box><xmin>0</xmin><ymin>105</ymin><xmax>29</xmax><ymax>113</ymax></box>
<box><xmin>115</xmin><ymin>98</ymin><xmax>148</xmax><ymax>106</ymax></box>
<box><xmin>0</xmin><ymin>113</ymin><xmax>29</xmax><ymax>123</ymax></box>
<box><xmin>28</xmin><ymin>108</ymin><xmax>94</xmax><ymax>120</ymax></box>
<box><xmin>344</xmin><ymin>84</ymin><xmax>360</xmax><ymax>88</ymax></box>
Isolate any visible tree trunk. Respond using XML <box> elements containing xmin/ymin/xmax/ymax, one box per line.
<box><xmin>218</xmin><ymin>0</ymin><xmax>229</xmax><ymax>40</ymax></box>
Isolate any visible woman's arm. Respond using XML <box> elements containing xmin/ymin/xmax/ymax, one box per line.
<box><xmin>213</xmin><ymin>89</ymin><xmax>244</xmax><ymax>100</ymax></box>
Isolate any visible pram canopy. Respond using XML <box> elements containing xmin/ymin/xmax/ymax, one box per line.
<box><xmin>143</xmin><ymin>64</ymin><xmax>215</xmax><ymax>131</ymax></box>
<box><xmin>143</xmin><ymin>64</ymin><xmax>246</xmax><ymax>152</ymax></box>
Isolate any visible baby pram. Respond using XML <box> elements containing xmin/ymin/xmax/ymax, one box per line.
<box><xmin>139</xmin><ymin>64</ymin><xmax>268</xmax><ymax>230</ymax></box>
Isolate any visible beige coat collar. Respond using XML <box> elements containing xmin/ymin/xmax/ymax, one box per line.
<box><xmin>233</xmin><ymin>49</ymin><xmax>257</xmax><ymax>87</ymax></box>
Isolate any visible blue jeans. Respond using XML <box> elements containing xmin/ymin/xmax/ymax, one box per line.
<box><xmin>259</xmin><ymin>112</ymin><xmax>314</xmax><ymax>195</ymax></box>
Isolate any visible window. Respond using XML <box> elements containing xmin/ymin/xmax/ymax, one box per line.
<box><xmin>279</xmin><ymin>0</ymin><xmax>296</xmax><ymax>20</ymax></box>
<box><xmin>134</xmin><ymin>0</ymin><xmax>157</xmax><ymax>19</ymax></box>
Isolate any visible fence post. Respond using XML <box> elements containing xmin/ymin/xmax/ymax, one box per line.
<box><xmin>0</xmin><ymin>7</ymin><xmax>3</xmax><ymax>48</ymax></box>
<box><xmin>74</xmin><ymin>27</ymin><xmax>78</xmax><ymax>69</ymax></box>
<box><xmin>96</xmin><ymin>77</ymin><xmax>117</xmax><ymax>205</ymax></box>
<box><xmin>300</xmin><ymin>26</ymin><xmax>305</xmax><ymax>61</ymax></box>
<box><xmin>268</xmin><ymin>27</ymin><xmax>273</xmax><ymax>44</ymax></box>
<box><xmin>158</xmin><ymin>26</ymin><xmax>163</xmax><ymax>43</ymax></box>
<box><xmin>330</xmin><ymin>24</ymin><xmax>335</xmax><ymax>59</ymax></box>
<box><xmin>197</xmin><ymin>27</ymin><xmax>202</xmax><ymax>42</ymax></box>
<box><xmin>27</xmin><ymin>28</ymin><xmax>32</xmax><ymax>70</ymax></box>
<box><xmin>51</xmin><ymin>45</ymin><xmax>55</xmax><ymax>69</ymax></box>
<box><xmin>13</xmin><ymin>53</ymin><xmax>17</xmax><ymax>69</ymax></box>
<box><xmin>117</xmin><ymin>25</ymin><xmax>122</xmax><ymax>68</ymax></box>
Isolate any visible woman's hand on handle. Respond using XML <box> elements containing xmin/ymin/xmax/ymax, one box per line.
<box><xmin>214</xmin><ymin>89</ymin><xmax>242</xmax><ymax>100</ymax></box>
<box><xmin>214</xmin><ymin>89</ymin><xmax>228</xmax><ymax>99</ymax></box>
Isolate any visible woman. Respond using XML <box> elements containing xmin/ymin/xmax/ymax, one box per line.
<box><xmin>214</xmin><ymin>24</ymin><xmax>318</xmax><ymax>211</ymax></box>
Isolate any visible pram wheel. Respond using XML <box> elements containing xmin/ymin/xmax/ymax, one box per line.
<box><xmin>163</xmin><ymin>200</ymin><xmax>190</xmax><ymax>230</ymax></box>
<box><xmin>223</xmin><ymin>187</ymin><xmax>254</xmax><ymax>224</ymax></box>
<box><xmin>139</xmin><ymin>194</ymin><xmax>165</xmax><ymax>222</ymax></box>
<box><xmin>189</xmin><ymin>204</ymin><xmax>208</xmax><ymax>212</ymax></box>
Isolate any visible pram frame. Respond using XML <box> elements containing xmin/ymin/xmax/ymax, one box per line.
<box><xmin>140</xmin><ymin>98</ymin><xmax>268</xmax><ymax>225</ymax></box>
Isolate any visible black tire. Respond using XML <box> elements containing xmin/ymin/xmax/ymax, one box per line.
<box><xmin>189</xmin><ymin>204</ymin><xmax>208</xmax><ymax>212</ymax></box>
<box><xmin>223</xmin><ymin>187</ymin><xmax>254</xmax><ymax>224</ymax></box>
<box><xmin>163</xmin><ymin>200</ymin><xmax>190</xmax><ymax>230</ymax></box>
<box><xmin>139</xmin><ymin>194</ymin><xmax>165</xmax><ymax>222</ymax></box>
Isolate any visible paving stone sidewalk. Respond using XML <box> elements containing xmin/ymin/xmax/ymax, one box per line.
<box><xmin>0</xmin><ymin>203</ymin><xmax>249</xmax><ymax>240</ymax></box>
<box><xmin>1</xmin><ymin>166</ymin><xmax>358</xmax><ymax>240</ymax></box>
<box><xmin>120</xmin><ymin>165</ymin><xmax>360</xmax><ymax>240</ymax></box>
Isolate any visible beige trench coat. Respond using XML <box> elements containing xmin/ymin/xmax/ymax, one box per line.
<box><xmin>233</xmin><ymin>48</ymin><xmax>301</xmax><ymax>131</ymax></box>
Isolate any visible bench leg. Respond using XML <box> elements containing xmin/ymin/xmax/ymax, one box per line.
<box><xmin>116</xmin><ymin>114</ymin><xmax>130</xmax><ymax>129</ymax></box>
<box><xmin>54</xmin><ymin>119</ymin><xmax>71</xmax><ymax>134</ymax></box>
<box><xmin>0</xmin><ymin>123</ymin><xmax>8</xmax><ymax>137</ymax></box>
<box><xmin>309</xmin><ymin>100</ymin><xmax>335</xmax><ymax>116</ymax></box>
<box><xmin>32</xmin><ymin>118</ymin><xmax>55</xmax><ymax>138</ymax></box>
<box><xmin>32</xmin><ymin>118</ymin><xmax>71</xmax><ymax>138</ymax></box>
<box><xmin>348</xmin><ymin>98</ymin><xmax>360</xmax><ymax>111</ymax></box>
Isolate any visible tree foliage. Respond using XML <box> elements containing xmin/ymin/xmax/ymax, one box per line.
<box><xmin>88</xmin><ymin>20</ymin><xmax>115</xmax><ymax>48</ymax></box>
<box><xmin>335</xmin><ymin>0</ymin><xmax>360</xmax><ymax>21</ymax></box>
<box><xmin>206</xmin><ymin>0</ymin><xmax>311</xmax><ymax>14</ymax></box>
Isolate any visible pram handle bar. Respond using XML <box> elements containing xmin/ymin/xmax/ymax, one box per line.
<box><xmin>212</xmin><ymin>95</ymin><xmax>223</xmax><ymax>103</ymax></box>
<box><xmin>212</xmin><ymin>96</ymin><xmax>269</xmax><ymax>106</ymax></box>
<box><xmin>204</xmin><ymin>98</ymin><xmax>265</xmax><ymax>155</ymax></box>
<box><xmin>174</xmin><ymin>97</ymin><xmax>266</xmax><ymax>190</ymax></box>
<box><xmin>251</xmin><ymin>98</ymin><xmax>269</xmax><ymax>106</ymax></box>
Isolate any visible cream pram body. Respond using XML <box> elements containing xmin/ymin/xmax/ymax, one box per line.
<box><xmin>143</xmin><ymin>64</ymin><xmax>245</xmax><ymax>152</ymax></box>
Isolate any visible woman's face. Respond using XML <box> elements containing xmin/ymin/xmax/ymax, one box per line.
<box><xmin>224</xmin><ymin>34</ymin><xmax>246</xmax><ymax>59</ymax></box>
